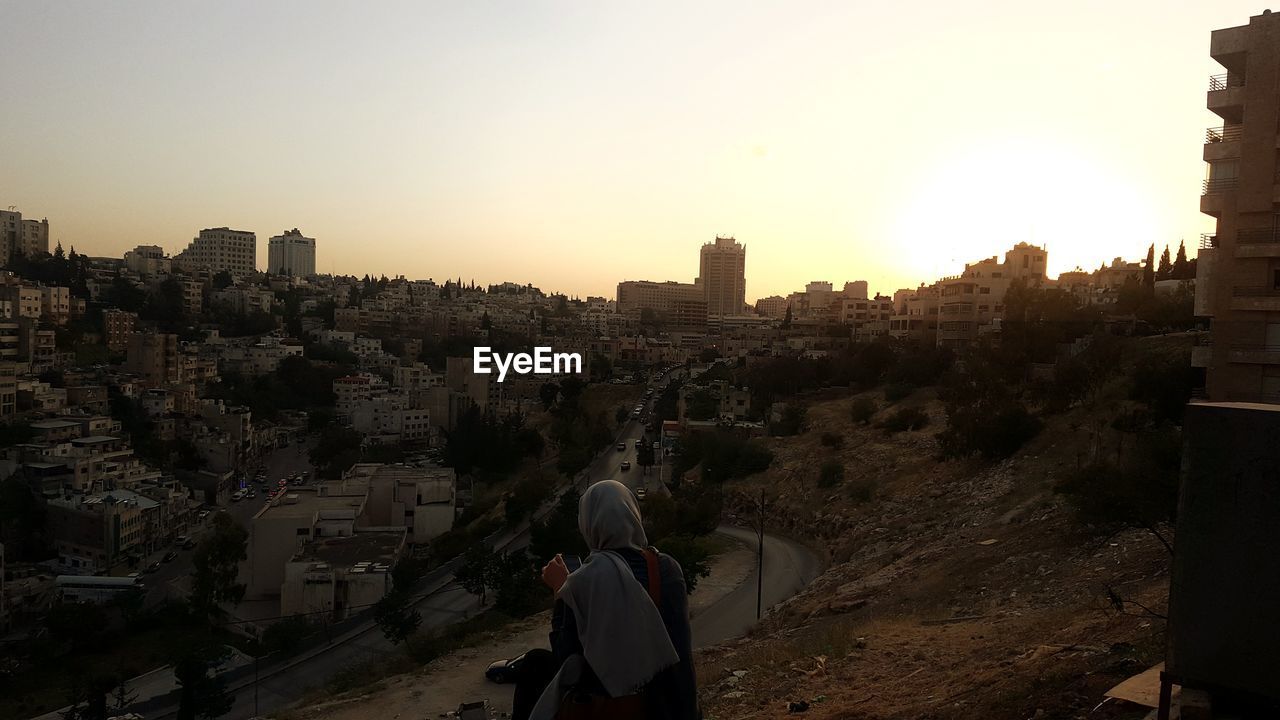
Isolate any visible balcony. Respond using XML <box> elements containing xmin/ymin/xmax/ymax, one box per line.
<box><xmin>1206</xmin><ymin>125</ymin><xmax>1243</xmax><ymax>143</ymax></box>
<box><xmin>1230</xmin><ymin>286</ymin><xmax>1280</xmax><ymax>312</ymax></box>
<box><xmin>1205</xmin><ymin>125</ymin><xmax>1243</xmax><ymax>162</ymax></box>
<box><xmin>1209</xmin><ymin>73</ymin><xmax>1245</xmax><ymax>124</ymax></box>
<box><xmin>1234</xmin><ymin>228</ymin><xmax>1280</xmax><ymax>258</ymax></box>
<box><xmin>1200</xmin><ymin>233</ymin><xmax>1218</xmax><ymax>249</ymax></box>
<box><xmin>1203</xmin><ymin>177</ymin><xmax>1239</xmax><ymax>195</ymax></box>
<box><xmin>1209</xmin><ymin>73</ymin><xmax>1245</xmax><ymax>91</ymax></box>
<box><xmin>1227</xmin><ymin>344</ymin><xmax>1280</xmax><ymax>365</ymax></box>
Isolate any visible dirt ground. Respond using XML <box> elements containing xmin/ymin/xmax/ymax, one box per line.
<box><xmin>283</xmin><ymin>539</ymin><xmax>754</xmax><ymax>720</ymax></box>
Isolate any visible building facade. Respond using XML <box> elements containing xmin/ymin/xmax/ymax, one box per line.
<box><xmin>1197</xmin><ymin>12</ymin><xmax>1280</xmax><ymax>402</ymax></box>
<box><xmin>698</xmin><ymin>236</ymin><xmax>747</xmax><ymax>322</ymax></box>
<box><xmin>178</xmin><ymin>227</ymin><xmax>256</xmax><ymax>276</ymax></box>
<box><xmin>267</xmin><ymin>228</ymin><xmax>317</xmax><ymax>277</ymax></box>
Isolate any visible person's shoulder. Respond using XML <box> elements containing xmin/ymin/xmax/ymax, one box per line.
<box><xmin>655</xmin><ymin>551</ymin><xmax>685</xmax><ymax>579</ymax></box>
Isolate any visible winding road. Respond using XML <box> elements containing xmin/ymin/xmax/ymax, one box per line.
<box><xmin>95</xmin><ymin>375</ymin><xmax>820</xmax><ymax>720</ymax></box>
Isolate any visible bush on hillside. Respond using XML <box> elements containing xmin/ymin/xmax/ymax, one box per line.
<box><xmin>818</xmin><ymin>460</ymin><xmax>845</xmax><ymax>487</ymax></box>
<box><xmin>849</xmin><ymin>397</ymin><xmax>878</xmax><ymax>425</ymax></box>
<box><xmin>819</xmin><ymin>432</ymin><xmax>844</xmax><ymax>449</ymax></box>
<box><xmin>878</xmin><ymin>406</ymin><xmax>930</xmax><ymax>433</ymax></box>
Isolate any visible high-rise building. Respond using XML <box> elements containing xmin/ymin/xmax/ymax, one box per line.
<box><xmin>0</xmin><ymin>209</ymin><xmax>49</xmax><ymax>261</ymax></box>
<box><xmin>698</xmin><ymin>236</ymin><xmax>746</xmax><ymax>322</ymax></box>
<box><xmin>267</xmin><ymin>228</ymin><xmax>317</xmax><ymax>277</ymax></box>
<box><xmin>177</xmin><ymin>227</ymin><xmax>256</xmax><ymax>276</ymax></box>
<box><xmin>1196</xmin><ymin>12</ymin><xmax>1280</xmax><ymax>402</ymax></box>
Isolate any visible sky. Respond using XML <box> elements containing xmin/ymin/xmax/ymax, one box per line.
<box><xmin>0</xmin><ymin>1</ymin><xmax>1257</xmax><ymax>301</ymax></box>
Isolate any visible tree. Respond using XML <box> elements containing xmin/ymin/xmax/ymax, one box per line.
<box><xmin>1143</xmin><ymin>244</ymin><xmax>1155</xmax><ymax>289</ymax></box>
<box><xmin>849</xmin><ymin>397</ymin><xmax>877</xmax><ymax>425</ymax></box>
<box><xmin>260</xmin><ymin>615</ymin><xmax>313</xmax><ymax>656</ymax></box>
<box><xmin>373</xmin><ymin>590</ymin><xmax>421</xmax><ymax>645</ymax></box>
<box><xmin>492</xmin><ymin>550</ymin><xmax>541</xmax><ymax>616</ymax></box>
<box><xmin>189</xmin><ymin>513</ymin><xmax>248</xmax><ymax>619</ymax></box>
<box><xmin>781</xmin><ymin>304</ymin><xmax>792</xmax><ymax>329</ymax></box>
<box><xmin>818</xmin><ymin>460</ymin><xmax>845</xmax><ymax>487</ymax></box>
<box><xmin>1172</xmin><ymin>240</ymin><xmax>1190</xmax><ymax>280</ymax></box>
<box><xmin>455</xmin><ymin>543</ymin><xmax>500</xmax><ymax>604</ymax></box>
<box><xmin>174</xmin><ymin>653</ymin><xmax>234</xmax><ymax>720</ymax></box>
<box><xmin>1156</xmin><ymin>245</ymin><xmax>1172</xmax><ymax>280</ymax></box>
<box><xmin>539</xmin><ymin>382</ymin><xmax>559</xmax><ymax>411</ymax></box>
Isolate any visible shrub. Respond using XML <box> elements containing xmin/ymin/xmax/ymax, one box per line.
<box><xmin>883</xmin><ymin>383</ymin><xmax>915</xmax><ymax>403</ymax></box>
<box><xmin>818</xmin><ymin>460</ymin><xmax>845</xmax><ymax>487</ymax></box>
<box><xmin>820</xmin><ymin>432</ymin><xmax>844</xmax><ymax>449</ymax></box>
<box><xmin>849</xmin><ymin>397</ymin><xmax>877</xmax><ymax>425</ymax></box>
<box><xmin>878</xmin><ymin>407</ymin><xmax>930</xmax><ymax>433</ymax></box>
<box><xmin>847</xmin><ymin>478</ymin><xmax>876</xmax><ymax>504</ymax></box>
<box><xmin>940</xmin><ymin>400</ymin><xmax>1041</xmax><ymax>459</ymax></box>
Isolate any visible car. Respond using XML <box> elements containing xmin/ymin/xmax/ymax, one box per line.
<box><xmin>634</xmin><ymin>439</ymin><xmax>643</xmax><ymax>448</ymax></box>
<box><xmin>162</xmin><ymin>551</ymin><xmax>178</xmax><ymax>563</ymax></box>
<box><xmin>620</xmin><ymin>461</ymin><xmax>631</xmax><ymax>471</ymax></box>
<box><xmin>231</xmin><ymin>490</ymin><xmax>245</xmax><ymax>502</ymax></box>
<box><xmin>616</xmin><ymin>443</ymin><xmax>626</xmax><ymax>452</ymax></box>
<box><xmin>182</xmin><ymin>539</ymin><xmax>196</xmax><ymax>550</ymax></box>
<box><xmin>636</xmin><ymin>488</ymin><xmax>647</xmax><ymax>500</ymax></box>
<box><xmin>175</xmin><ymin>535</ymin><xmax>189</xmax><ymax>546</ymax></box>
<box><xmin>485</xmin><ymin>652</ymin><xmax>529</xmax><ymax>684</ymax></box>
<box><xmin>245</xmin><ymin>490</ymin><xmax>256</xmax><ymax>499</ymax></box>
<box><xmin>144</xmin><ymin>561</ymin><xmax>161</xmax><ymax>574</ymax></box>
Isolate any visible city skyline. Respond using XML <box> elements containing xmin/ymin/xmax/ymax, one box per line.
<box><xmin>0</xmin><ymin>1</ymin><xmax>1254</xmax><ymax>299</ymax></box>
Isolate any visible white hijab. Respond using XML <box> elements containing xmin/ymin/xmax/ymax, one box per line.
<box><xmin>530</xmin><ymin>480</ymin><xmax>679</xmax><ymax>719</ymax></box>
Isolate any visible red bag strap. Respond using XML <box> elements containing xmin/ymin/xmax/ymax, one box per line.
<box><xmin>643</xmin><ymin>547</ymin><xmax>662</xmax><ymax>606</ymax></box>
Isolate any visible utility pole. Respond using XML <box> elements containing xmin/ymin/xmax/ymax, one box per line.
<box><xmin>756</xmin><ymin>488</ymin><xmax>765</xmax><ymax>620</ymax></box>
<box><xmin>254</xmin><ymin>654</ymin><xmax>260</xmax><ymax>718</ymax></box>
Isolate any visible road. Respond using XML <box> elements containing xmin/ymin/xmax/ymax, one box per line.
<box><xmin>133</xmin><ymin>369</ymin><xmax>819</xmax><ymax>719</ymax></box>
<box><xmin>690</xmin><ymin>526</ymin><xmax>822</xmax><ymax>648</ymax></box>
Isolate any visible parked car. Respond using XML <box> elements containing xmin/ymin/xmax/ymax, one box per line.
<box><xmin>620</xmin><ymin>461</ymin><xmax>631</xmax><ymax>471</ymax></box>
<box><xmin>182</xmin><ymin>539</ymin><xmax>196</xmax><ymax>550</ymax></box>
<box><xmin>162</xmin><ymin>551</ymin><xmax>178</xmax><ymax>563</ymax></box>
<box><xmin>485</xmin><ymin>652</ymin><xmax>529</xmax><ymax>684</ymax></box>
<box><xmin>175</xmin><ymin>535</ymin><xmax>189</xmax><ymax>546</ymax></box>
<box><xmin>636</xmin><ymin>488</ymin><xmax>647</xmax><ymax>500</ymax></box>
<box><xmin>144</xmin><ymin>561</ymin><xmax>161</xmax><ymax>574</ymax></box>
<box><xmin>616</xmin><ymin>443</ymin><xmax>626</xmax><ymax>452</ymax></box>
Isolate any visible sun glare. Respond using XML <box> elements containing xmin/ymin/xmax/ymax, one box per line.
<box><xmin>888</xmin><ymin>135</ymin><xmax>1164</xmax><ymax>286</ymax></box>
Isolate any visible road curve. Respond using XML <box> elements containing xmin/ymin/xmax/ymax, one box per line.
<box><xmin>691</xmin><ymin>526</ymin><xmax>822</xmax><ymax>648</ymax></box>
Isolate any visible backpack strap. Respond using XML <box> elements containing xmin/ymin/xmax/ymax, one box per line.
<box><xmin>642</xmin><ymin>546</ymin><xmax>662</xmax><ymax>607</ymax></box>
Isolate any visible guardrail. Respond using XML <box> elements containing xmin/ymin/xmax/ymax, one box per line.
<box><xmin>1209</xmin><ymin>72</ymin><xmax>1245</xmax><ymax>91</ymax></box>
<box><xmin>1206</xmin><ymin>125</ymin><xmax>1243</xmax><ymax>143</ymax></box>
<box><xmin>1203</xmin><ymin>177</ymin><xmax>1239</xmax><ymax>194</ymax></box>
<box><xmin>1200</xmin><ymin>233</ymin><xmax>1217</xmax><ymax>249</ymax></box>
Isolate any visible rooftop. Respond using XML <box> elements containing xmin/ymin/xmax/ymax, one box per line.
<box><xmin>293</xmin><ymin>530</ymin><xmax>405</xmax><ymax>569</ymax></box>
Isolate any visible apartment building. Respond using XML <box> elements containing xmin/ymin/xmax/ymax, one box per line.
<box><xmin>936</xmin><ymin>242</ymin><xmax>1047</xmax><ymax>348</ymax></box>
<box><xmin>267</xmin><ymin>228</ymin><xmax>317</xmax><ymax>277</ymax></box>
<box><xmin>177</xmin><ymin>227</ymin><xmax>256</xmax><ymax>276</ymax></box>
<box><xmin>889</xmin><ymin>285</ymin><xmax>941</xmax><ymax>346</ymax></box>
<box><xmin>46</xmin><ymin>490</ymin><xmax>158</xmax><ymax>567</ymax></box>
<box><xmin>754</xmin><ymin>295</ymin><xmax>788</xmax><ymax>319</ymax></box>
<box><xmin>126</xmin><ymin>333</ymin><xmax>183</xmax><ymax>386</ymax></box>
<box><xmin>102</xmin><ymin>309</ymin><xmax>138</xmax><ymax>353</ymax></box>
<box><xmin>343</xmin><ymin>463</ymin><xmax>457</xmax><ymax>544</ymax></box>
<box><xmin>1196</xmin><ymin>12</ymin><xmax>1280</xmax><ymax>401</ymax></box>
<box><xmin>40</xmin><ymin>286</ymin><xmax>70</xmax><ymax>325</ymax></box>
<box><xmin>280</xmin><ymin>531</ymin><xmax>403</xmax><ymax>620</ymax></box>
<box><xmin>698</xmin><ymin>236</ymin><xmax>747</xmax><ymax>322</ymax></box>
<box><xmin>0</xmin><ymin>209</ymin><xmax>49</xmax><ymax>260</ymax></box>
<box><xmin>123</xmin><ymin>245</ymin><xmax>172</xmax><ymax>277</ymax></box>
<box><xmin>616</xmin><ymin>280</ymin><xmax>704</xmax><ymax>319</ymax></box>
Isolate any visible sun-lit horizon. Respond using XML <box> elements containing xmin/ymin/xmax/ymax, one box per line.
<box><xmin>0</xmin><ymin>0</ymin><xmax>1248</xmax><ymax>301</ymax></box>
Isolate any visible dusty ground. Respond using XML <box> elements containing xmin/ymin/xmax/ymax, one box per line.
<box><xmin>697</xmin><ymin>364</ymin><xmax>1177</xmax><ymax>720</ymax></box>
<box><xmin>282</xmin><ymin>538</ymin><xmax>754</xmax><ymax>720</ymax></box>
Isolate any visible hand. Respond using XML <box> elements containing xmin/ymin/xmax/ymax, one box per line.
<box><xmin>541</xmin><ymin>554</ymin><xmax>569</xmax><ymax>594</ymax></box>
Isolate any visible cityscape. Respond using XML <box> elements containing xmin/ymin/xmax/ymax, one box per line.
<box><xmin>0</xmin><ymin>4</ymin><xmax>1277</xmax><ymax>720</ymax></box>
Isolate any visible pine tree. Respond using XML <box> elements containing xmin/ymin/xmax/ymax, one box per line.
<box><xmin>1143</xmin><ymin>244</ymin><xmax>1155</xmax><ymax>289</ymax></box>
<box><xmin>1173</xmin><ymin>240</ymin><xmax>1190</xmax><ymax>280</ymax></box>
<box><xmin>1157</xmin><ymin>245</ymin><xmax>1172</xmax><ymax>281</ymax></box>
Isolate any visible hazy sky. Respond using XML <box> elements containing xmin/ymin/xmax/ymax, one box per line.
<box><xmin>0</xmin><ymin>1</ymin><xmax>1254</xmax><ymax>300</ymax></box>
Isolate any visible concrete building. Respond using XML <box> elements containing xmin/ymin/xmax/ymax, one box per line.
<box><xmin>754</xmin><ymin>295</ymin><xmax>788</xmax><ymax>319</ymax></box>
<box><xmin>123</xmin><ymin>245</ymin><xmax>172</xmax><ymax>277</ymax></box>
<box><xmin>1196</xmin><ymin>12</ymin><xmax>1280</xmax><ymax>402</ymax></box>
<box><xmin>0</xmin><ymin>209</ymin><xmax>49</xmax><ymax>260</ymax></box>
<box><xmin>177</xmin><ymin>227</ymin><xmax>256</xmax><ymax>276</ymax></box>
<box><xmin>40</xmin><ymin>286</ymin><xmax>70</xmax><ymax>325</ymax></box>
<box><xmin>936</xmin><ymin>242</ymin><xmax>1047</xmax><ymax>348</ymax></box>
<box><xmin>102</xmin><ymin>309</ymin><xmax>138</xmax><ymax>353</ymax></box>
<box><xmin>342</xmin><ymin>463</ymin><xmax>456</xmax><ymax>545</ymax></box>
<box><xmin>244</xmin><ymin>485</ymin><xmax>369</xmax><ymax>598</ymax></box>
<box><xmin>126</xmin><ymin>333</ymin><xmax>183</xmax><ymax>386</ymax></box>
<box><xmin>267</xmin><ymin>228</ymin><xmax>317</xmax><ymax>277</ymax></box>
<box><xmin>280</xmin><ymin>531</ymin><xmax>404</xmax><ymax>620</ymax></box>
<box><xmin>616</xmin><ymin>280</ymin><xmax>705</xmax><ymax>323</ymax></box>
<box><xmin>698</xmin><ymin>236</ymin><xmax>747</xmax><ymax>321</ymax></box>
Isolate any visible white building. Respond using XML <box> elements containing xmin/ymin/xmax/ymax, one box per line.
<box><xmin>123</xmin><ymin>245</ymin><xmax>172</xmax><ymax>277</ymax></box>
<box><xmin>267</xmin><ymin>228</ymin><xmax>317</xmax><ymax>277</ymax></box>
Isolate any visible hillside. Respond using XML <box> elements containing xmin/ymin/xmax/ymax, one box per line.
<box><xmin>699</xmin><ymin>336</ymin><xmax>1189</xmax><ymax>719</ymax></box>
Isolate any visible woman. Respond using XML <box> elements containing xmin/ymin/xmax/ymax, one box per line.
<box><xmin>512</xmin><ymin>480</ymin><xmax>700</xmax><ymax>720</ymax></box>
